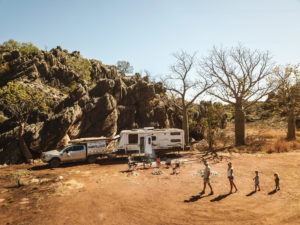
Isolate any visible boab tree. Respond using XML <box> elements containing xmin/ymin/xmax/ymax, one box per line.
<box><xmin>0</xmin><ymin>82</ymin><xmax>48</xmax><ymax>162</ymax></box>
<box><xmin>163</xmin><ymin>51</ymin><xmax>212</xmax><ymax>144</ymax></box>
<box><xmin>273</xmin><ymin>65</ymin><xmax>300</xmax><ymax>140</ymax></box>
<box><xmin>201</xmin><ymin>45</ymin><xmax>274</xmax><ymax>146</ymax></box>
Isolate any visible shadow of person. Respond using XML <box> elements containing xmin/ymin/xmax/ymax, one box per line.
<box><xmin>268</xmin><ymin>189</ymin><xmax>277</xmax><ymax>195</ymax></box>
<box><xmin>246</xmin><ymin>190</ymin><xmax>256</xmax><ymax>196</ymax></box>
<box><xmin>184</xmin><ymin>193</ymin><xmax>209</xmax><ymax>203</ymax></box>
<box><xmin>210</xmin><ymin>193</ymin><xmax>231</xmax><ymax>202</ymax></box>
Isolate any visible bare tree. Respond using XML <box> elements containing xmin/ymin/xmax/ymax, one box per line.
<box><xmin>163</xmin><ymin>50</ymin><xmax>213</xmax><ymax>144</ymax></box>
<box><xmin>273</xmin><ymin>65</ymin><xmax>300</xmax><ymax>140</ymax></box>
<box><xmin>201</xmin><ymin>45</ymin><xmax>274</xmax><ymax>146</ymax></box>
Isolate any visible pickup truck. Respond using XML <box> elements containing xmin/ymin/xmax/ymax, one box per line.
<box><xmin>41</xmin><ymin>138</ymin><xmax>107</xmax><ymax>167</ymax></box>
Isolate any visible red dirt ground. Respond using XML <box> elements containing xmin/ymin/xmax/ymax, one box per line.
<box><xmin>0</xmin><ymin>151</ymin><xmax>300</xmax><ymax>225</ymax></box>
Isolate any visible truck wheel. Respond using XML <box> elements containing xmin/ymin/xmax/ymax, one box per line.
<box><xmin>49</xmin><ymin>158</ymin><xmax>60</xmax><ymax>168</ymax></box>
<box><xmin>87</xmin><ymin>156</ymin><xmax>97</xmax><ymax>164</ymax></box>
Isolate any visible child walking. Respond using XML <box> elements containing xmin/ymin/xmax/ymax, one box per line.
<box><xmin>253</xmin><ymin>171</ymin><xmax>260</xmax><ymax>191</ymax></box>
<box><xmin>274</xmin><ymin>173</ymin><xmax>280</xmax><ymax>191</ymax></box>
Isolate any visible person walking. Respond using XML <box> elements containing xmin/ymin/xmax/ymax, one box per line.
<box><xmin>200</xmin><ymin>160</ymin><xmax>214</xmax><ymax>195</ymax></box>
<box><xmin>253</xmin><ymin>171</ymin><xmax>260</xmax><ymax>191</ymax></box>
<box><xmin>274</xmin><ymin>173</ymin><xmax>280</xmax><ymax>191</ymax></box>
<box><xmin>227</xmin><ymin>162</ymin><xmax>238</xmax><ymax>193</ymax></box>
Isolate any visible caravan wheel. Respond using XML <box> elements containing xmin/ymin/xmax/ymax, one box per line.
<box><xmin>87</xmin><ymin>156</ymin><xmax>97</xmax><ymax>164</ymax></box>
<box><xmin>49</xmin><ymin>158</ymin><xmax>60</xmax><ymax>168</ymax></box>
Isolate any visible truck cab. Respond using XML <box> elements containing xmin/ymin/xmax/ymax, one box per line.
<box><xmin>60</xmin><ymin>145</ymin><xmax>86</xmax><ymax>161</ymax></box>
<box><xmin>41</xmin><ymin>144</ymin><xmax>87</xmax><ymax>167</ymax></box>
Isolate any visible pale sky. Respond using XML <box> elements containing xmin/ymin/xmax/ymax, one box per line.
<box><xmin>0</xmin><ymin>0</ymin><xmax>300</xmax><ymax>77</ymax></box>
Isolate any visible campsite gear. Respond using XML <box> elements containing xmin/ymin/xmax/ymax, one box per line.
<box><xmin>171</xmin><ymin>160</ymin><xmax>180</xmax><ymax>175</ymax></box>
<box><xmin>128</xmin><ymin>156</ymin><xmax>137</xmax><ymax>171</ymax></box>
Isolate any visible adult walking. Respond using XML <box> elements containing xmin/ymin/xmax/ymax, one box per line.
<box><xmin>201</xmin><ymin>160</ymin><xmax>214</xmax><ymax>195</ymax></box>
<box><xmin>227</xmin><ymin>162</ymin><xmax>238</xmax><ymax>193</ymax></box>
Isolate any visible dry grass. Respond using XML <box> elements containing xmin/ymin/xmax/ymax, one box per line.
<box><xmin>264</xmin><ymin>138</ymin><xmax>300</xmax><ymax>154</ymax></box>
<box><xmin>214</xmin><ymin>121</ymin><xmax>300</xmax><ymax>154</ymax></box>
<box><xmin>266</xmin><ymin>139</ymin><xmax>288</xmax><ymax>154</ymax></box>
<box><xmin>290</xmin><ymin>140</ymin><xmax>300</xmax><ymax>150</ymax></box>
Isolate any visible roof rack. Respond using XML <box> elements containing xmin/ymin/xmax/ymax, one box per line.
<box><xmin>143</xmin><ymin>127</ymin><xmax>154</xmax><ymax>130</ymax></box>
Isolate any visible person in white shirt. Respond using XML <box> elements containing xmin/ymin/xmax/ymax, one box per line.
<box><xmin>200</xmin><ymin>160</ymin><xmax>214</xmax><ymax>195</ymax></box>
<box><xmin>227</xmin><ymin>162</ymin><xmax>238</xmax><ymax>193</ymax></box>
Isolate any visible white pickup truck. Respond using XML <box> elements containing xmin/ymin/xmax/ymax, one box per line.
<box><xmin>41</xmin><ymin>138</ymin><xmax>108</xmax><ymax>167</ymax></box>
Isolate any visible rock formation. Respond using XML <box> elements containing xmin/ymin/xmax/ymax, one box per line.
<box><xmin>0</xmin><ymin>43</ymin><xmax>181</xmax><ymax>163</ymax></box>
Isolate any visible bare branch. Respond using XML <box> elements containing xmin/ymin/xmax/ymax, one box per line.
<box><xmin>200</xmin><ymin>45</ymin><xmax>274</xmax><ymax>106</ymax></box>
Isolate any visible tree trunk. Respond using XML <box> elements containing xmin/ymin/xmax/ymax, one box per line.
<box><xmin>234</xmin><ymin>104</ymin><xmax>245</xmax><ymax>146</ymax></box>
<box><xmin>287</xmin><ymin>107</ymin><xmax>296</xmax><ymax>140</ymax></box>
<box><xmin>182</xmin><ymin>107</ymin><xmax>189</xmax><ymax>145</ymax></box>
<box><xmin>207</xmin><ymin>115</ymin><xmax>214</xmax><ymax>152</ymax></box>
<box><xmin>18</xmin><ymin>123</ymin><xmax>33</xmax><ymax>162</ymax></box>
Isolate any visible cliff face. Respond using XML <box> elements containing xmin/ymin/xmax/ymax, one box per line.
<box><xmin>0</xmin><ymin>44</ymin><xmax>181</xmax><ymax>163</ymax></box>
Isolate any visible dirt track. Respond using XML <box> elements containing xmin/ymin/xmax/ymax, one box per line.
<box><xmin>0</xmin><ymin>151</ymin><xmax>300</xmax><ymax>225</ymax></box>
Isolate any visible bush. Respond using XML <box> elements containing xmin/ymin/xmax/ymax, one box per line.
<box><xmin>246</xmin><ymin>135</ymin><xmax>267</xmax><ymax>152</ymax></box>
<box><xmin>290</xmin><ymin>141</ymin><xmax>300</xmax><ymax>150</ymax></box>
<box><xmin>266</xmin><ymin>139</ymin><xmax>289</xmax><ymax>153</ymax></box>
<box><xmin>0</xmin><ymin>39</ymin><xmax>39</xmax><ymax>59</ymax></box>
<box><xmin>65</xmin><ymin>54</ymin><xmax>91</xmax><ymax>82</ymax></box>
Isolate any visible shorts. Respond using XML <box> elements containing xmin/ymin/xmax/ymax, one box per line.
<box><xmin>203</xmin><ymin>177</ymin><xmax>210</xmax><ymax>183</ymax></box>
<box><xmin>228</xmin><ymin>176</ymin><xmax>234</xmax><ymax>181</ymax></box>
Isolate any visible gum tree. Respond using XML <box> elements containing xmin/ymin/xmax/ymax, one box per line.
<box><xmin>0</xmin><ymin>82</ymin><xmax>48</xmax><ymax>162</ymax></box>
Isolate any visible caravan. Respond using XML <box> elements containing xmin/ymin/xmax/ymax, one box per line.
<box><xmin>116</xmin><ymin>127</ymin><xmax>185</xmax><ymax>155</ymax></box>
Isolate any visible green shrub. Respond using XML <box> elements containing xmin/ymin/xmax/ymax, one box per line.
<box><xmin>0</xmin><ymin>81</ymin><xmax>49</xmax><ymax>122</ymax></box>
<box><xmin>65</xmin><ymin>54</ymin><xmax>92</xmax><ymax>82</ymax></box>
<box><xmin>0</xmin><ymin>39</ymin><xmax>39</xmax><ymax>58</ymax></box>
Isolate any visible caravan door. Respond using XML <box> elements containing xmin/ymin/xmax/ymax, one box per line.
<box><xmin>139</xmin><ymin>137</ymin><xmax>145</xmax><ymax>154</ymax></box>
<box><xmin>144</xmin><ymin>136</ymin><xmax>155</xmax><ymax>158</ymax></box>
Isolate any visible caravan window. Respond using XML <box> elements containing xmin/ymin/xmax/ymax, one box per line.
<box><xmin>128</xmin><ymin>134</ymin><xmax>138</xmax><ymax>144</ymax></box>
<box><xmin>152</xmin><ymin>136</ymin><xmax>156</xmax><ymax>141</ymax></box>
<box><xmin>171</xmin><ymin>139</ymin><xmax>181</xmax><ymax>143</ymax></box>
<box><xmin>171</xmin><ymin>132</ymin><xmax>181</xmax><ymax>135</ymax></box>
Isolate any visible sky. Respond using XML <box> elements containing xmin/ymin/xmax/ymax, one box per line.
<box><xmin>0</xmin><ymin>0</ymin><xmax>300</xmax><ymax>77</ymax></box>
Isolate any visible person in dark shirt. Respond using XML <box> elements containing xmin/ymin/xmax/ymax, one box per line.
<box><xmin>253</xmin><ymin>171</ymin><xmax>260</xmax><ymax>191</ymax></box>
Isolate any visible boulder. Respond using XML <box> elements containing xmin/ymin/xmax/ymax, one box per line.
<box><xmin>80</xmin><ymin>94</ymin><xmax>117</xmax><ymax>137</ymax></box>
<box><xmin>41</xmin><ymin>105</ymin><xmax>82</xmax><ymax>150</ymax></box>
<box><xmin>89</xmin><ymin>79</ymin><xmax>115</xmax><ymax>97</ymax></box>
<box><xmin>0</xmin><ymin>139</ymin><xmax>22</xmax><ymax>164</ymax></box>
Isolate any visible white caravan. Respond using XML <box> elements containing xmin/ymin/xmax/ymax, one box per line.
<box><xmin>116</xmin><ymin>127</ymin><xmax>185</xmax><ymax>155</ymax></box>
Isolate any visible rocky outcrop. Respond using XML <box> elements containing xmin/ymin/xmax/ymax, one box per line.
<box><xmin>0</xmin><ymin>44</ymin><xmax>182</xmax><ymax>163</ymax></box>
